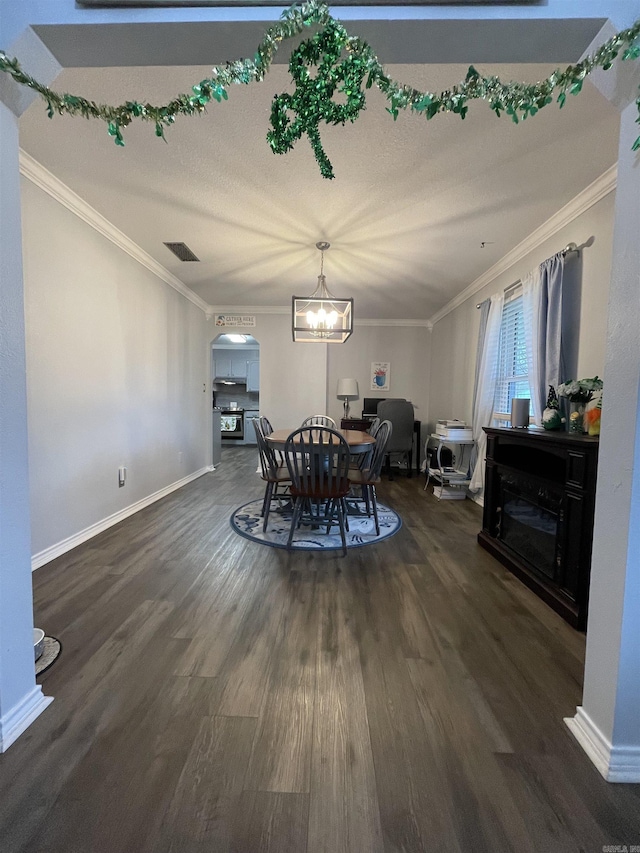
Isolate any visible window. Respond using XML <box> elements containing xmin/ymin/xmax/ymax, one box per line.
<box><xmin>493</xmin><ymin>287</ymin><xmax>531</xmax><ymax>425</ymax></box>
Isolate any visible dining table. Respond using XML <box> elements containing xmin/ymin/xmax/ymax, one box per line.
<box><xmin>266</xmin><ymin>428</ymin><xmax>376</xmax><ymax>455</ymax></box>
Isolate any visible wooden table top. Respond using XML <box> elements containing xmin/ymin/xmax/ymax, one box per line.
<box><xmin>267</xmin><ymin>428</ymin><xmax>375</xmax><ymax>453</ymax></box>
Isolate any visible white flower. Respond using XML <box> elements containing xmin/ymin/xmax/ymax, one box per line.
<box><xmin>557</xmin><ymin>377</ymin><xmax>603</xmax><ymax>402</ymax></box>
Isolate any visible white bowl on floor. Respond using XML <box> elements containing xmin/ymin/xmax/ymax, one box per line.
<box><xmin>34</xmin><ymin>628</ymin><xmax>45</xmax><ymax>662</ymax></box>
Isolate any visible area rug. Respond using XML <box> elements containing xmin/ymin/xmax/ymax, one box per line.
<box><xmin>231</xmin><ymin>497</ymin><xmax>401</xmax><ymax>551</ymax></box>
<box><xmin>36</xmin><ymin>637</ymin><xmax>62</xmax><ymax>676</ymax></box>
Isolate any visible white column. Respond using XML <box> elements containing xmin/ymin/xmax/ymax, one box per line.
<box><xmin>0</xmin><ymin>24</ymin><xmax>61</xmax><ymax>751</ymax></box>
<box><xmin>565</xmin><ymin>99</ymin><xmax>640</xmax><ymax>782</ymax></box>
<box><xmin>0</xmin><ymin>100</ymin><xmax>53</xmax><ymax>751</ymax></box>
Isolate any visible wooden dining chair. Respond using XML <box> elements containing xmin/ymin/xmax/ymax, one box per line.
<box><xmin>367</xmin><ymin>417</ymin><xmax>381</xmax><ymax>435</ymax></box>
<box><xmin>350</xmin><ymin>416</ymin><xmax>381</xmax><ymax>471</ymax></box>
<box><xmin>251</xmin><ymin>418</ymin><xmax>291</xmax><ymax>532</ymax></box>
<box><xmin>300</xmin><ymin>415</ymin><xmax>337</xmax><ymax>428</ymax></box>
<box><xmin>348</xmin><ymin>419</ymin><xmax>393</xmax><ymax>535</ymax></box>
<box><xmin>283</xmin><ymin>427</ymin><xmax>351</xmax><ymax>556</ymax></box>
<box><xmin>258</xmin><ymin>415</ymin><xmax>284</xmax><ymax>463</ymax></box>
<box><xmin>258</xmin><ymin>416</ymin><xmax>274</xmax><ymax>436</ymax></box>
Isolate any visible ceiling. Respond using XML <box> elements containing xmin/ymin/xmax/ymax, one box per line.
<box><xmin>18</xmin><ymin>43</ymin><xmax>620</xmax><ymax>321</ymax></box>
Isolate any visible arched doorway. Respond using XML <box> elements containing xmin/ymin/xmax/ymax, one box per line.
<box><xmin>210</xmin><ymin>332</ymin><xmax>260</xmax><ymax>464</ymax></box>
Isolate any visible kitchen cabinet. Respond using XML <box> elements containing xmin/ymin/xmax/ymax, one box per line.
<box><xmin>214</xmin><ymin>355</ymin><xmax>248</xmax><ymax>380</ymax></box>
<box><xmin>243</xmin><ymin>410</ymin><xmax>260</xmax><ymax>444</ymax></box>
<box><xmin>247</xmin><ymin>361</ymin><xmax>259</xmax><ymax>392</ymax></box>
<box><xmin>214</xmin><ymin>356</ymin><xmax>231</xmax><ymax>379</ymax></box>
<box><xmin>231</xmin><ymin>355</ymin><xmax>248</xmax><ymax>379</ymax></box>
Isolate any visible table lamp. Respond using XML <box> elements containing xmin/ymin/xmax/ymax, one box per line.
<box><xmin>337</xmin><ymin>378</ymin><xmax>359</xmax><ymax>419</ymax></box>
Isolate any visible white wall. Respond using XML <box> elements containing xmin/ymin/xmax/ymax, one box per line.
<box><xmin>328</xmin><ymin>325</ymin><xmax>431</xmax><ymax>449</ymax></box>
<box><xmin>209</xmin><ymin>316</ymin><xmax>431</xmax><ymax>447</ymax></box>
<box><xmin>209</xmin><ymin>314</ymin><xmax>329</xmax><ymax>430</ymax></box>
<box><xmin>22</xmin><ymin>178</ymin><xmax>209</xmax><ymax>559</ymax></box>
<box><xmin>22</xmin><ymin>170</ymin><xmax>431</xmax><ymax>563</ymax></box>
<box><xmin>428</xmin><ymin>190</ymin><xmax>615</xmax><ymax>431</ymax></box>
<box><xmin>21</xmin><ymin>169</ymin><xmax>613</xmax><ymax>561</ymax></box>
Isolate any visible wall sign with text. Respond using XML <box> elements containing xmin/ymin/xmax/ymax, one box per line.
<box><xmin>215</xmin><ymin>315</ymin><xmax>256</xmax><ymax>328</ymax></box>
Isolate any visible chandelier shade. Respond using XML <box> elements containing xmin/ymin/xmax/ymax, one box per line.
<box><xmin>292</xmin><ymin>242</ymin><xmax>354</xmax><ymax>343</ymax></box>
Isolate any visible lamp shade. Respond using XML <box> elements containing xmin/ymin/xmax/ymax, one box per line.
<box><xmin>336</xmin><ymin>378</ymin><xmax>359</xmax><ymax>400</ymax></box>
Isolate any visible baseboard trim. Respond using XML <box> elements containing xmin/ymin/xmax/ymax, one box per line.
<box><xmin>31</xmin><ymin>467</ymin><xmax>210</xmax><ymax>570</ymax></box>
<box><xmin>565</xmin><ymin>707</ymin><xmax>640</xmax><ymax>783</ymax></box>
<box><xmin>0</xmin><ymin>686</ymin><xmax>53</xmax><ymax>752</ymax></box>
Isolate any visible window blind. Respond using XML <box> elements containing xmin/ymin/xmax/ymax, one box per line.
<box><xmin>494</xmin><ymin>289</ymin><xmax>531</xmax><ymax>418</ymax></box>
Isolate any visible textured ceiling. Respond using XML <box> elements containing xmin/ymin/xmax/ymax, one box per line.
<box><xmin>18</xmin><ymin>59</ymin><xmax>619</xmax><ymax>320</ymax></box>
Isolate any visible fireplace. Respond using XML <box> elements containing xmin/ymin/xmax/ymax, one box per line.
<box><xmin>478</xmin><ymin>427</ymin><xmax>599</xmax><ymax>629</ymax></box>
<box><xmin>499</xmin><ymin>473</ymin><xmax>562</xmax><ymax>581</ymax></box>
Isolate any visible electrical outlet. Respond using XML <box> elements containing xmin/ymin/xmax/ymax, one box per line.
<box><xmin>118</xmin><ymin>466</ymin><xmax>126</xmax><ymax>487</ymax></box>
<box><xmin>178</xmin><ymin>451</ymin><xmax>183</xmax><ymax>463</ymax></box>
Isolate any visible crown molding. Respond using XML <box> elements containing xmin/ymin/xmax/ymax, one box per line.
<box><xmin>427</xmin><ymin>164</ymin><xmax>618</xmax><ymax>329</ymax></box>
<box><xmin>206</xmin><ymin>308</ymin><xmax>429</xmax><ymax>326</ymax></box>
<box><xmin>356</xmin><ymin>318</ymin><xmax>430</xmax><ymax>327</ymax></box>
<box><xmin>14</xmin><ymin>160</ymin><xmax>432</xmax><ymax>328</ymax></box>
<box><xmin>206</xmin><ymin>305</ymin><xmax>289</xmax><ymax>317</ymax></box>
<box><xmin>19</xmin><ymin>150</ymin><xmax>210</xmax><ymax>315</ymax></box>
<box><xmin>23</xmin><ymin>144</ymin><xmax>607</xmax><ymax>333</ymax></box>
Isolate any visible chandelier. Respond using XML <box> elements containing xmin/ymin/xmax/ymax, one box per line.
<box><xmin>292</xmin><ymin>242</ymin><xmax>354</xmax><ymax>343</ymax></box>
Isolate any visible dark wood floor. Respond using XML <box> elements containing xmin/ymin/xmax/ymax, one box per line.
<box><xmin>1</xmin><ymin>445</ymin><xmax>639</xmax><ymax>852</ymax></box>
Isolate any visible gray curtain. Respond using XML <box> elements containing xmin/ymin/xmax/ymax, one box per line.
<box><xmin>522</xmin><ymin>253</ymin><xmax>565</xmax><ymax>425</ymax></box>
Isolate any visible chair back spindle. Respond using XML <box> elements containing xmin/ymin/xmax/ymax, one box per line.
<box><xmin>283</xmin><ymin>427</ymin><xmax>351</xmax><ymax>555</ymax></box>
<box><xmin>253</xmin><ymin>419</ymin><xmax>280</xmax><ymax>479</ymax></box>
<box><xmin>300</xmin><ymin>415</ymin><xmax>337</xmax><ymax>428</ymax></box>
<box><xmin>259</xmin><ymin>416</ymin><xmax>274</xmax><ymax>436</ymax></box>
<box><xmin>285</xmin><ymin>427</ymin><xmax>350</xmax><ymax>496</ymax></box>
<box><xmin>364</xmin><ymin>420</ymin><xmax>392</xmax><ymax>479</ymax></box>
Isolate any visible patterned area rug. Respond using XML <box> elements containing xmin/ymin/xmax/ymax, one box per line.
<box><xmin>36</xmin><ymin>637</ymin><xmax>62</xmax><ymax>676</ymax></box>
<box><xmin>231</xmin><ymin>497</ymin><xmax>401</xmax><ymax>551</ymax></box>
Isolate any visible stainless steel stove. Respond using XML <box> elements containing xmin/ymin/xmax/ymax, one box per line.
<box><xmin>220</xmin><ymin>408</ymin><xmax>244</xmax><ymax>440</ymax></box>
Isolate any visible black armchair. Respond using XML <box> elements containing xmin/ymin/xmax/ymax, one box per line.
<box><xmin>377</xmin><ymin>399</ymin><xmax>415</xmax><ymax>478</ymax></box>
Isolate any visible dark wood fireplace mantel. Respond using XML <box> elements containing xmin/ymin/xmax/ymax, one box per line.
<box><xmin>478</xmin><ymin>426</ymin><xmax>599</xmax><ymax>630</ymax></box>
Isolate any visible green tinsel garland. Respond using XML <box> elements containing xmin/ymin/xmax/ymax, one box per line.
<box><xmin>1</xmin><ymin>1</ymin><xmax>639</xmax><ymax>179</ymax></box>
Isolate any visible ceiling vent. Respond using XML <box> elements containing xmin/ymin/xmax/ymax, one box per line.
<box><xmin>163</xmin><ymin>242</ymin><xmax>200</xmax><ymax>262</ymax></box>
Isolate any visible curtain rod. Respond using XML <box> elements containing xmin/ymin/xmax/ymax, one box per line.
<box><xmin>475</xmin><ymin>242</ymin><xmax>579</xmax><ymax>308</ymax></box>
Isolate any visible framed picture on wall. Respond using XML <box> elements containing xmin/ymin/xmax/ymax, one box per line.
<box><xmin>371</xmin><ymin>362</ymin><xmax>390</xmax><ymax>391</ymax></box>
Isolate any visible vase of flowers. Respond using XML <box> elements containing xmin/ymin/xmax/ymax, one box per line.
<box><xmin>557</xmin><ymin>377</ymin><xmax>603</xmax><ymax>434</ymax></box>
<box><xmin>567</xmin><ymin>401</ymin><xmax>586</xmax><ymax>433</ymax></box>
<box><xmin>584</xmin><ymin>390</ymin><xmax>603</xmax><ymax>436</ymax></box>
